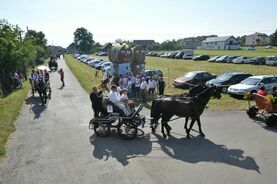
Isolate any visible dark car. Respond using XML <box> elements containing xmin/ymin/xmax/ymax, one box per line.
<box><xmin>250</xmin><ymin>56</ymin><xmax>266</xmax><ymax>65</ymax></box>
<box><xmin>169</xmin><ymin>52</ymin><xmax>178</xmax><ymax>59</ymax></box>
<box><xmin>175</xmin><ymin>52</ymin><xmax>185</xmax><ymax>59</ymax></box>
<box><xmin>193</xmin><ymin>55</ymin><xmax>210</xmax><ymax>61</ymax></box>
<box><xmin>173</xmin><ymin>71</ymin><xmax>216</xmax><ymax>89</ymax></box>
<box><xmin>144</xmin><ymin>69</ymin><xmax>163</xmax><ymax>81</ymax></box>
<box><xmin>226</xmin><ymin>56</ymin><xmax>239</xmax><ymax>63</ymax></box>
<box><xmin>206</xmin><ymin>72</ymin><xmax>252</xmax><ymax>92</ymax></box>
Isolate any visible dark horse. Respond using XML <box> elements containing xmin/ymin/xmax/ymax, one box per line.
<box><xmin>35</xmin><ymin>79</ymin><xmax>48</xmax><ymax>105</ymax></box>
<box><xmin>150</xmin><ymin>85</ymin><xmax>221</xmax><ymax>138</ymax></box>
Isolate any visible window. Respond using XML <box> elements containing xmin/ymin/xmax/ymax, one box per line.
<box><xmin>214</xmin><ymin>42</ymin><xmax>217</xmax><ymax>45</ymax></box>
<box><xmin>229</xmin><ymin>40</ymin><xmax>233</xmax><ymax>45</ymax></box>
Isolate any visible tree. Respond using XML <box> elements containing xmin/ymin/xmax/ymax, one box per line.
<box><xmin>270</xmin><ymin>29</ymin><xmax>277</xmax><ymax>46</ymax></box>
<box><xmin>74</xmin><ymin>27</ymin><xmax>94</xmax><ymax>53</ymax></box>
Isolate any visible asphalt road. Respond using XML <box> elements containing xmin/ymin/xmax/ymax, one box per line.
<box><xmin>1</xmin><ymin>57</ymin><xmax>277</xmax><ymax>184</ymax></box>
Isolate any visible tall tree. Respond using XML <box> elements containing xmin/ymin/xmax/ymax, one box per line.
<box><xmin>74</xmin><ymin>27</ymin><xmax>94</xmax><ymax>53</ymax></box>
<box><xmin>270</xmin><ymin>29</ymin><xmax>277</xmax><ymax>46</ymax></box>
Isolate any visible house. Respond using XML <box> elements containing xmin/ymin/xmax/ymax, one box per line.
<box><xmin>133</xmin><ymin>40</ymin><xmax>155</xmax><ymax>48</ymax></box>
<box><xmin>178</xmin><ymin>38</ymin><xmax>202</xmax><ymax>49</ymax></box>
<box><xmin>100</xmin><ymin>42</ymin><xmax>112</xmax><ymax>52</ymax></box>
<box><xmin>245</xmin><ymin>32</ymin><xmax>270</xmax><ymax>46</ymax></box>
<box><xmin>202</xmin><ymin>36</ymin><xmax>240</xmax><ymax>50</ymax></box>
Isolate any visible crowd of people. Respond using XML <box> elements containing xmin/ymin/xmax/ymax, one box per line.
<box><xmin>90</xmin><ymin>72</ymin><xmax>166</xmax><ymax>117</ymax></box>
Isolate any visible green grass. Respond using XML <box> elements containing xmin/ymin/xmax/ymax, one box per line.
<box><xmin>89</xmin><ymin>50</ymin><xmax>276</xmax><ymax>111</ymax></box>
<box><xmin>65</xmin><ymin>55</ymin><xmax>103</xmax><ymax>93</ymax></box>
<box><xmin>0</xmin><ymin>80</ymin><xmax>30</xmax><ymax>156</ymax></box>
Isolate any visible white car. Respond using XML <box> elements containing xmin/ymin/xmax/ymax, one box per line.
<box><xmin>265</xmin><ymin>56</ymin><xmax>277</xmax><ymax>66</ymax></box>
<box><xmin>182</xmin><ymin>54</ymin><xmax>194</xmax><ymax>60</ymax></box>
<box><xmin>232</xmin><ymin>56</ymin><xmax>250</xmax><ymax>64</ymax></box>
<box><xmin>227</xmin><ymin>75</ymin><xmax>277</xmax><ymax>96</ymax></box>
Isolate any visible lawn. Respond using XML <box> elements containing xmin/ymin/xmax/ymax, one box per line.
<box><xmin>88</xmin><ymin>49</ymin><xmax>276</xmax><ymax>111</ymax></box>
<box><xmin>0</xmin><ymin>80</ymin><xmax>30</xmax><ymax>156</ymax></box>
<box><xmin>65</xmin><ymin>55</ymin><xmax>103</xmax><ymax>93</ymax></box>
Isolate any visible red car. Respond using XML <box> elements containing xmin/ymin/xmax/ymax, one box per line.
<box><xmin>173</xmin><ymin>71</ymin><xmax>216</xmax><ymax>89</ymax></box>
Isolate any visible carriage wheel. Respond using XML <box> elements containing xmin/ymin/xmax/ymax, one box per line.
<box><xmin>117</xmin><ymin>121</ymin><xmax>138</xmax><ymax>140</ymax></box>
<box><xmin>246</xmin><ymin>106</ymin><xmax>258</xmax><ymax>118</ymax></box>
<box><xmin>93</xmin><ymin>122</ymin><xmax>110</xmax><ymax>137</ymax></box>
<box><xmin>265</xmin><ymin>115</ymin><xmax>277</xmax><ymax>127</ymax></box>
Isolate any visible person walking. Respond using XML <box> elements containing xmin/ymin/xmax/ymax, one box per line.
<box><xmin>140</xmin><ymin>77</ymin><xmax>148</xmax><ymax>103</ymax></box>
<box><xmin>134</xmin><ymin>75</ymin><xmax>141</xmax><ymax>100</ymax></box>
<box><xmin>130</xmin><ymin>73</ymin><xmax>136</xmax><ymax>98</ymax></box>
<box><xmin>158</xmin><ymin>77</ymin><xmax>165</xmax><ymax>95</ymax></box>
<box><xmin>58</xmin><ymin>68</ymin><xmax>65</xmax><ymax>87</ymax></box>
<box><xmin>148</xmin><ymin>77</ymin><xmax>156</xmax><ymax>98</ymax></box>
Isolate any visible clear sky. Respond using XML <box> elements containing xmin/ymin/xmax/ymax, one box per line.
<box><xmin>1</xmin><ymin>0</ymin><xmax>276</xmax><ymax>47</ymax></box>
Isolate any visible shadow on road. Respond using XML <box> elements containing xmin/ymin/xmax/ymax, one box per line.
<box><xmin>89</xmin><ymin>133</ymin><xmax>152</xmax><ymax>166</ymax></box>
<box><xmin>25</xmin><ymin>95</ymin><xmax>46</xmax><ymax>119</ymax></box>
<box><xmin>250</xmin><ymin>116</ymin><xmax>277</xmax><ymax>133</ymax></box>
<box><xmin>154</xmin><ymin>134</ymin><xmax>260</xmax><ymax>173</ymax></box>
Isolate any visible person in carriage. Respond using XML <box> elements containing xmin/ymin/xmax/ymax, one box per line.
<box><xmin>108</xmin><ymin>85</ymin><xmax>132</xmax><ymax>116</ymax></box>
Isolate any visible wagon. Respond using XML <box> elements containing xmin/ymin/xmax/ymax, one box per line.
<box><xmin>246</xmin><ymin>93</ymin><xmax>277</xmax><ymax>126</ymax></box>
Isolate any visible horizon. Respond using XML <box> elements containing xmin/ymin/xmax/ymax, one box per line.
<box><xmin>1</xmin><ymin>0</ymin><xmax>277</xmax><ymax>47</ymax></box>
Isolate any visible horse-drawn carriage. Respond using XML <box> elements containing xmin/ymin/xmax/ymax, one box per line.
<box><xmin>89</xmin><ymin>100</ymin><xmax>145</xmax><ymax>140</ymax></box>
<box><xmin>246</xmin><ymin>93</ymin><xmax>277</xmax><ymax>126</ymax></box>
<box><xmin>30</xmin><ymin>78</ymin><xmax>51</xmax><ymax>105</ymax></box>
<box><xmin>49</xmin><ymin>55</ymin><xmax>58</xmax><ymax>71</ymax></box>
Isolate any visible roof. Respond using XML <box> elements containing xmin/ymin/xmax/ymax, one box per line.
<box><xmin>133</xmin><ymin>40</ymin><xmax>155</xmax><ymax>46</ymax></box>
<box><xmin>101</xmin><ymin>42</ymin><xmax>112</xmax><ymax>50</ymax></box>
<box><xmin>202</xmin><ymin>36</ymin><xmax>235</xmax><ymax>43</ymax></box>
<box><xmin>249</xmin><ymin>75</ymin><xmax>276</xmax><ymax>79</ymax></box>
<box><xmin>223</xmin><ymin>72</ymin><xmax>250</xmax><ymax>75</ymax></box>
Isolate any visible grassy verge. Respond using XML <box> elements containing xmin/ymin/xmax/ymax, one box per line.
<box><xmin>0</xmin><ymin>80</ymin><xmax>30</xmax><ymax>156</ymax></box>
<box><xmin>65</xmin><ymin>55</ymin><xmax>102</xmax><ymax>93</ymax></box>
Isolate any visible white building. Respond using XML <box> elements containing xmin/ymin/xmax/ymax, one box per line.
<box><xmin>245</xmin><ymin>32</ymin><xmax>270</xmax><ymax>46</ymax></box>
<box><xmin>202</xmin><ymin>36</ymin><xmax>240</xmax><ymax>50</ymax></box>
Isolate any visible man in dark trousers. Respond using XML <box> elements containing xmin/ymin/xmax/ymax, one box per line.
<box><xmin>158</xmin><ymin>77</ymin><xmax>165</xmax><ymax>95</ymax></box>
<box><xmin>58</xmin><ymin>68</ymin><xmax>65</xmax><ymax>87</ymax></box>
<box><xmin>90</xmin><ymin>86</ymin><xmax>106</xmax><ymax>117</ymax></box>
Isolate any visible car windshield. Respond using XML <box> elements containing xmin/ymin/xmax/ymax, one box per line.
<box><xmin>216</xmin><ymin>73</ymin><xmax>233</xmax><ymax>81</ymax></box>
<box><xmin>241</xmin><ymin>78</ymin><xmax>260</xmax><ymax>85</ymax></box>
<box><xmin>183</xmin><ymin>72</ymin><xmax>196</xmax><ymax>78</ymax></box>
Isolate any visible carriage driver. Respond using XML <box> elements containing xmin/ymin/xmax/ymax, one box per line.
<box><xmin>108</xmin><ymin>85</ymin><xmax>132</xmax><ymax>116</ymax></box>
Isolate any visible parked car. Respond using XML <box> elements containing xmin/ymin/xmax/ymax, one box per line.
<box><xmin>246</xmin><ymin>47</ymin><xmax>256</xmax><ymax>50</ymax></box>
<box><xmin>175</xmin><ymin>52</ymin><xmax>185</xmax><ymax>59</ymax></box>
<box><xmin>265</xmin><ymin>45</ymin><xmax>272</xmax><ymax>49</ymax></box>
<box><xmin>94</xmin><ymin>61</ymin><xmax>106</xmax><ymax>69</ymax></box>
<box><xmin>193</xmin><ymin>55</ymin><xmax>210</xmax><ymax>61</ymax></box>
<box><xmin>206</xmin><ymin>72</ymin><xmax>252</xmax><ymax>92</ymax></box>
<box><xmin>215</xmin><ymin>55</ymin><xmax>228</xmax><ymax>63</ymax></box>
<box><xmin>160</xmin><ymin>53</ymin><xmax>168</xmax><ymax>58</ymax></box>
<box><xmin>74</xmin><ymin>54</ymin><xmax>80</xmax><ymax>58</ymax></box>
<box><xmin>250</xmin><ymin>56</ymin><xmax>266</xmax><ymax>65</ymax></box>
<box><xmin>208</xmin><ymin>56</ymin><xmax>220</xmax><ymax>62</ymax></box>
<box><xmin>96</xmin><ymin>61</ymin><xmax>111</xmax><ymax>70</ymax></box>
<box><xmin>169</xmin><ymin>52</ymin><xmax>178</xmax><ymax>59</ymax></box>
<box><xmin>232</xmin><ymin>56</ymin><xmax>250</xmax><ymax>64</ymax></box>
<box><xmin>182</xmin><ymin>54</ymin><xmax>194</xmax><ymax>60</ymax></box>
<box><xmin>227</xmin><ymin>75</ymin><xmax>277</xmax><ymax>96</ymax></box>
<box><xmin>226</xmin><ymin>56</ymin><xmax>239</xmax><ymax>63</ymax></box>
<box><xmin>265</xmin><ymin>56</ymin><xmax>277</xmax><ymax>66</ymax></box>
<box><xmin>89</xmin><ymin>59</ymin><xmax>104</xmax><ymax>68</ymax></box>
<box><xmin>96</xmin><ymin>52</ymin><xmax>108</xmax><ymax>56</ymax></box>
<box><xmin>173</xmin><ymin>71</ymin><xmax>216</xmax><ymax>89</ymax></box>
<box><xmin>144</xmin><ymin>69</ymin><xmax>163</xmax><ymax>81</ymax></box>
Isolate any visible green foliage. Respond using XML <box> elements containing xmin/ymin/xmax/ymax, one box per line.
<box><xmin>74</xmin><ymin>27</ymin><xmax>94</xmax><ymax>53</ymax></box>
<box><xmin>270</xmin><ymin>29</ymin><xmax>277</xmax><ymax>46</ymax></box>
<box><xmin>265</xmin><ymin>95</ymin><xmax>277</xmax><ymax>104</ymax></box>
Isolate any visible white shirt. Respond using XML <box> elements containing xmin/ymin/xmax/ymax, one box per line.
<box><xmin>14</xmin><ymin>72</ymin><xmax>19</xmax><ymax>80</ymax></box>
<box><xmin>108</xmin><ymin>91</ymin><xmax>120</xmax><ymax>104</ymax></box>
<box><xmin>148</xmin><ymin>80</ymin><xmax>156</xmax><ymax>89</ymax></box>
<box><xmin>140</xmin><ymin>81</ymin><xmax>148</xmax><ymax>90</ymax></box>
<box><xmin>135</xmin><ymin>78</ymin><xmax>141</xmax><ymax>87</ymax></box>
<box><xmin>120</xmin><ymin>93</ymin><xmax>128</xmax><ymax>101</ymax></box>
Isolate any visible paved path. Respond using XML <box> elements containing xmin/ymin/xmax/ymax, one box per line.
<box><xmin>1</xmin><ymin>57</ymin><xmax>277</xmax><ymax>184</ymax></box>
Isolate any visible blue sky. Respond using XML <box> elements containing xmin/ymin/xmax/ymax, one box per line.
<box><xmin>1</xmin><ymin>0</ymin><xmax>276</xmax><ymax>47</ymax></box>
